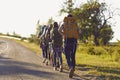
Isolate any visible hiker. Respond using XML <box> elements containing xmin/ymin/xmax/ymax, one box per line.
<box><xmin>38</xmin><ymin>25</ymin><xmax>49</xmax><ymax>65</ymax></box>
<box><xmin>52</xmin><ymin>22</ymin><xmax>63</xmax><ymax>72</ymax></box>
<box><xmin>58</xmin><ymin>14</ymin><xmax>79</xmax><ymax>78</ymax></box>
<box><xmin>45</xmin><ymin>24</ymin><xmax>53</xmax><ymax>65</ymax></box>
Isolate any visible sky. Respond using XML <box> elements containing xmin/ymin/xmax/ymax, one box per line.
<box><xmin>0</xmin><ymin>0</ymin><xmax>120</xmax><ymax>42</ymax></box>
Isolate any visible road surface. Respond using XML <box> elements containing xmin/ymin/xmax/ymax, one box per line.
<box><xmin>0</xmin><ymin>38</ymin><xmax>81</xmax><ymax>80</ymax></box>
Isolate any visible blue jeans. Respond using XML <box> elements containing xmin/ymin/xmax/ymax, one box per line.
<box><xmin>40</xmin><ymin>43</ymin><xmax>48</xmax><ymax>59</ymax></box>
<box><xmin>53</xmin><ymin>47</ymin><xmax>63</xmax><ymax>67</ymax></box>
<box><xmin>64</xmin><ymin>38</ymin><xmax>77</xmax><ymax>69</ymax></box>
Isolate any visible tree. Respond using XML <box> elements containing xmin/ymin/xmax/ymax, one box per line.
<box><xmin>60</xmin><ymin>0</ymin><xmax>74</xmax><ymax>14</ymax></box>
<box><xmin>36</xmin><ymin>20</ymin><xmax>42</xmax><ymax>36</ymax></box>
<box><xmin>72</xmin><ymin>0</ymin><xmax>114</xmax><ymax>45</ymax></box>
<box><xmin>60</xmin><ymin>0</ymin><xmax>114</xmax><ymax>45</ymax></box>
<box><xmin>47</xmin><ymin>17</ymin><xmax>54</xmax><ymax>25</ymax></box>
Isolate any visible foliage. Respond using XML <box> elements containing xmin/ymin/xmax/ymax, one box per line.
<box><xmin>87</xmin><ymin>46</ymin><xmax>108</xmax><ymax>55</ymax></box>
<box><xmin>36</xmin><ymin>20</ymin><xmax>42</xmax><ymax>36</ymax></box>
<box><xmin>60</xmin><ymin>0</ymin><xmax>74</xmax><ymax>14</ymax></box>
<box><xmin>73</xmin><ymin>0</ymin><xmax>113</xmax><ymax>46</ymax></box>
<box><xmin>60</xmin><ymin>0</ymin><xmax>114</xmax><ymax>46</ymax></box>
<box><xmin>28</xmin><ymin>34</ymin><xmax>39</xmax><ymax>44</ymax></box>
<box><xmin>47</xmin><ymin>17</ymin><xmax>54</xmax><ymax>25</ymax></box>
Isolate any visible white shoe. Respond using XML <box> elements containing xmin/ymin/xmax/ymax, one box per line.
<box><xmin>53</xmin><ymin>67</ymin><xmax>57</xmax><ymax>71</ymax></box>
<box><xmin>59</xmin><ymin>65</ymin><xmax>63</xmax><ymax>72</ymax></box>
<box><xmin>45</xmin><ymin>60</ymin><xmax>48</xmax><ymax>65</ymax></box>
<box><xmin>42</xmin><ymin>58</ymin><xmax>46</xmax><ymax>63</ymax></box>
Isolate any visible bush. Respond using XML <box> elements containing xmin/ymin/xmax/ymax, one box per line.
<box><xmin>87</xmin><ymin>46</ymin><xmax>108</xmax><ymax>55</ymax></box>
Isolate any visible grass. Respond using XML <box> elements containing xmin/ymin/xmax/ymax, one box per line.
<box><xmin>75</xmin><ymin>45</ymin><xmax>120</xmax><ymax>79</ymax></box>
<box><xmin>12</xmin><ymin>39</ymin><xmax>120</xmax><ymax>80</ymax></box>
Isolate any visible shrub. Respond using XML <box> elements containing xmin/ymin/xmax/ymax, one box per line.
<box><xmin>87</xmin><ymin>46</ymin><xmax>108</xmax><ymax>55</ymax></box>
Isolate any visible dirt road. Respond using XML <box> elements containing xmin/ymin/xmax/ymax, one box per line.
<box><xmin>0</xmin><ymin>38</ymin><xmax>81</xmax><ymax>80</ymax></box>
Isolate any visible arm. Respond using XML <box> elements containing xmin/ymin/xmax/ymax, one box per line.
<box><xmin>58</xmin><ymin>24</ymin><xmax>64</xmax><ymax>36</ymax></box>
<box><xmin>40</xmin><ymin>28</ymin><xmax>46</xmax><ymax>39</ymax></box>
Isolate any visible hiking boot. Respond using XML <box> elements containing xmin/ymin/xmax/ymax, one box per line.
<box><xmin>69</xmin><ymin>68</ymin><xmax>74</xmax><ymax>78</ymax></box>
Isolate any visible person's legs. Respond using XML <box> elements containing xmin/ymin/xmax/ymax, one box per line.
<box><xmin>58</xmin><ymin>51</ymin><xmax>63</xmax><ymax>72</ymax></box>
<box><xmin>71</xmin><ymin>43</ymin><xmax>77</xmax><ymax>69</ymax></box>
<box><xmin>42</xmin><ymin>49</ymin><xmax>46</xmax><ymax>63</ymax></box>
<box><xmin>69</xmin><ymin>43</ymin><xmax>77</xmax><ymax>78</ymax></box>
<box><xmin>44</xmin><ymin>45</ymin><xmax>49</xmax><ymax>65</ymax></box>
<box><xmin>65</xmin><ymin>44</ymin><xmax>71</xmax><ymax>69</ymax></box>
<box><xmin>58</xmin><ymin>51</ymin><xmax>62</xmax><ymax>65</ymax></box>
<box><xmin>53</xmin><ymin>50</ymin><xmax>57</xmax><ymax>70</ymax></box>
<box><xmin>53</xmin><ymin>52</ymin><xmax>56</xmax><ymax>66</ymax></box>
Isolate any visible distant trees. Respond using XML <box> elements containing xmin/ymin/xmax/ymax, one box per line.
<box><xmin>60</xmin><ymin>0</ymin><xmax>74</xmax><ymax>14</ymax></box>
<box><xmin>28</xmin><ymin>17</ymin><xmax>54</xmax><ymax>44</ymax></box>
<box><xmin>60</xmin><ymin>0</ymin><xmax>114</xmax><ymax>46</ymax></box>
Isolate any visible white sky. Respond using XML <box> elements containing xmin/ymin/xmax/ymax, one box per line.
<box><xmin>0</xmin><ymin>0</ymin><xmax>120</xmax><ymax>42</ymax></box>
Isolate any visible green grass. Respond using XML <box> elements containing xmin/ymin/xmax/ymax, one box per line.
<box><xmin>14</xmin><ymin>39</ymin><xmax>120</xmax><ymax>80</ymax></box>
<box><xmin>75</xmin><ymin>45</ymin><xmax>120</xmax><ymax>79</ymax></box>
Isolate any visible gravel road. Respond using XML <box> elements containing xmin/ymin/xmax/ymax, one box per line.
<box><xmin>0</xmin><ymin>38</ymin><xmax>81</xmax><ymax>80</ymax></box>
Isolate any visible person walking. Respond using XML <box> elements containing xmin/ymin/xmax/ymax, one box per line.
<box><xmin>58</xmin><ymin>14</ymin><xmax>79</xmax><ymax>78</ymax></box>
<box><xmin>52</xmin><ymin>22</ymin><xmax>63</xmax><ymax>72</ymax></box>
<box><xmin>38</xmin><ymin>25</ymin><xmax>49</xmax><ymax>65</ymax></box>
<box><xmin>45</xmin><ymin>24</ymin><xmax>53</xmax><ymax>65</ymax></box>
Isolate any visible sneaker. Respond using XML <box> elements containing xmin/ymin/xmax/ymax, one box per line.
<box><xmin>59</xmin><ymin>67</ymin><xmax>63</xmax><ymax>72</ymax></box>
<box><xmin>59</xmin><ymin>65</ymin><xmax>63</xmax><ymax>72</ymax></box>
<box><xmin>42</xmin><ymin>58</ymin><xmax>46</xmax><ymax>63</ymax></box>
<box><xmin>53</xmin><ymin>67</ymin><xmax>57</xmax><ymax>71</ymax></box>
<box><xmin>45</xmin><ymin>60</ymin><xmax>48</xmax><ymax>65</ymax></box>
<box><xmin>69</xmin><ymin>68</ymin><xmax>74</xmax><ymax>78</ymax></box>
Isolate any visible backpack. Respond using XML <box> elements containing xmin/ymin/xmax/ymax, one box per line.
<box><xmin>52</xmin><ymin>27</ymin><xmax>63</xmax><ymax>47</ymax></box>
<box><xmin>39</xmin><ymin>26</ymin><xmax>48</xmax><ymax>46</ymax></box>
<box><xmin>63</xmin><ymin>16</ymin><xmax>79</xmax><ymax>39</ymax></box>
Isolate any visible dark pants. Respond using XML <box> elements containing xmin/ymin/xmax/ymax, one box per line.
<box><xmin>53</xmin><ymin>47</ymin><xmax>63</xmax><ymax>67</ymax></box>
<box><xmin>40</xmin><ymin>43</ymin><xmax>48</xmax><ymax>59</ymax></box>
<box><xmin>64</xmin><ymin>38</ymin><xmax>77</xmax><ymax>69</ymax></box>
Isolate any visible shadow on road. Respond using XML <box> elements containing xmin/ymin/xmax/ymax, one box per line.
<box><xmin>0</xmin><ymin>56</ymin><xmax>58</xmax><ymax>79</ymax></box>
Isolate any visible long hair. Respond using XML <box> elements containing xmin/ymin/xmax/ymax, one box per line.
<box><xmin>54</xmin><ymin>22</ymin><xmax>58</xmax><ymax>28</ymax></box>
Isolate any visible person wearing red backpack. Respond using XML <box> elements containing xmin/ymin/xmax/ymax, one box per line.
<box><xmin>58</xmin><ymin>14</ymin><xmax>79</xmax><ymax>78</ymax></box>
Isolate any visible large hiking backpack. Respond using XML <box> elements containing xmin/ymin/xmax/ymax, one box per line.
<box><xmin>52</xmin><ymin>27</ymin><xmax>63</xmax><ymax>47</ymax></box>
<box><xmin>63</xmin><ymin>16</ymin><xmax>79</xmax><ymax>39</ymax></box>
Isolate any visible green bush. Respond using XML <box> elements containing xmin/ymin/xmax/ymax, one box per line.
<box><xmin>87</xmin><ymin>46</ymin><xmax>108</xmax><ymax>55</ymax></box>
